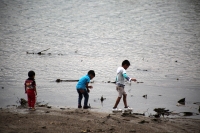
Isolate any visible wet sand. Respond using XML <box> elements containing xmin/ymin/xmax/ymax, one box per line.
<box><xmin>0</xmin><ymin>107</ymin><xmax>200</xmax><ymax>133</ymax></box>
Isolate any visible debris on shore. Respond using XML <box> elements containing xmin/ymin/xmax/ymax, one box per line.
<box><xmin>153</xmin><ymin>108</ymin><xmax>171</xmax><ymax>118</ymax></box>
<box><xmin>106</xmin><ymin>81</ymin><xmax>116</xmax><ymax>84</ymax></box>
<box><xmin>56</xmin><ymin>79</ymin><xmax>79</xmax><ymax>83</ymax></box>
<box><xmin>56</xmin><ymin>79</ymin><xmax>96</xmax><ymax>83</ymax></box>
<box><xmin>38</xmin><ymin>103</ymin><xmax>49</xmax><ymax>107</ymax></box>
<box><xmin>179</xmin><ymin>112</ymin><xmax>199</xmax><ymax>116</ymax></box>
<box><xmin>19</xmin><ymin>98</ymin><xmax>27</xmax><ymax>106</ymax></box>
<box><xmin>17</xmin><ymin>98</ymin><xmax>51</xmax><ymax>109</ymax></box>
<box><xmin>137</xmin><ymin>82</ymin><xmax>144</xmax><ymax>83</ymax></box>
<box><xmin>177</xmin><ymin>98</ymin><xmax>185</xmax><ymax>105</ymax></box>
<box><xmin>143</xmin><ymin>95</ymin><xmax>147</xmax><ymax>99</ymax></box>
<box><xmin>137</xmin><ymin>69</ymin><xmax>148</xmax><ymax>71</ymax></box>
<box><xmin>100</xmin><ymin>96</ymin><xmax>106</xmax><ymax>102</ymax></box>
<box><xmin>26</xmin><ymin>48</ymin><xmax>51</xmax><ymax>55</ymax></box>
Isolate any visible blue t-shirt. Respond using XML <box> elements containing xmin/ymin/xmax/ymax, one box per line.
<box><xmin>76</xmin><ymin>75</ymin><xmax>90</xmax><ymax>90</ymax></box>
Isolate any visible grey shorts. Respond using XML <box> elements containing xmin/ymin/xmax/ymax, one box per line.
<box><xmin>116</xmin><ymin>86</ymin><xmax>127</xmax><ymax>97</ymax></box>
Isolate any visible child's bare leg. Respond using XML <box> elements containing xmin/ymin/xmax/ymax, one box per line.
<box><xmin>123</xmin><ymin>94</ymin><xmax>128</xmax><ymax>108</ymax></box>
<box><xmin>113</xmin><ymin>97</ymin><xmax>121</xmax><ymax>108</ymax></box>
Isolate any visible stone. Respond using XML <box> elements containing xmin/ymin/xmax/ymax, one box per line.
<box><xmin>178</xmin><ymin>98</ymin><xmax>185</xmax><ymax>104</ymax></box>
<box><xmin>129</xmin><ymin>129</ymin><xmax>136</xmax><ymax>132</ymax></box>
<box><xmin>41</xmin><ymin>126</ymin><xmax>46</xmax><ymax>129</ymax></box>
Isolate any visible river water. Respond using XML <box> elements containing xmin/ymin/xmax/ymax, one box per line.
<box><xmin>0</xmin><ymin>0</ymin><xmax>200</xmax><ymax>118</ymax></box>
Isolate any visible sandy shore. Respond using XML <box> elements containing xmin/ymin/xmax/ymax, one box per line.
<box><xmin>0</xmin><ymin>107</ymin><xmax>200</xmax><ymax>133</ymax></box>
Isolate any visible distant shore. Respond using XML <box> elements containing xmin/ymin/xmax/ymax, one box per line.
<box><xmin>0</xmin><ymin>107</ymin><xmax>200</xmax><ymax>133</ymax></box>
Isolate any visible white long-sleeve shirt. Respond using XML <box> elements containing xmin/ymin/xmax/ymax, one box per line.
<box><xmin>116</xmin><ymin>67</ymin><xmax>131</xmax><ymax>86</ymax></box>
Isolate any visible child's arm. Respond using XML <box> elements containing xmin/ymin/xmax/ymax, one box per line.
<box><xmin>86</xmin><ymin>82</ymin><xmax>93</xmax><ymax>93</ymax></box>
<box><xmin>34</xmin><ymin>87</ymin><xmax>37</xmax><ymax>95</ymax></box>
<box><xmin>86</xmin><ymin>82</ymin><xmax>93</xmax><ymax>89</ymax></box>
<box><xmin>24</xmin><ymin>84</ymin><xmax>27</xmax><ymax>93</ymax></box>
<box><xmin>123</xmin><ymin>73</ymin><xmax>137</xmax><ymax>82</ymax></box>
<box><xmin>131</xmin><ymin>78</ymin><xmax>137</xmax><ymax>81</ymax></box>
<box><xmin>33</xmin><ymin>81</ymin><xmax>37</xmax><ymax>95</ymax></box>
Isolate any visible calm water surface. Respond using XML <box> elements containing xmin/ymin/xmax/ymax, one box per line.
<box><xmin>0</xmin><ymin>0</ymin><xmax>200</xmax><ymax>118</ymax></box>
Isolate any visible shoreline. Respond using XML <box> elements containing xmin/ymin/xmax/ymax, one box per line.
<box><xmin>0</xmin><ymin>106</ymin><xmax>200</xmax><ymax>133</ymax></box>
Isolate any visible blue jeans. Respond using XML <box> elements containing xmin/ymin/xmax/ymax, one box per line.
<box><xmin>77</xmin><ymin>89</ymin><xmax>89</xmax><ymax>107</ymax></box>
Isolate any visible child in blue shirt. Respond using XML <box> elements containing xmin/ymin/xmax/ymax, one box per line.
<box><xmin>76</xmin><ymin>70</ymin><xmax>95</xmax><ymax>109</ymax></box>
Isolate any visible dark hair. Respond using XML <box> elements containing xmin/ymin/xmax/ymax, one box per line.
<box><xmin>88</xmin><ymin>70</ymin><xmax>95</xmax><ymax>77</ymax></box>
<box><xmin>28</xmin><ymin>71</ymin><xmax>35</xmax><ymax>78</ymax></box>
<box><xmin>122</xmin><ymin>60</ymin><xmax>130</xmax><ymax>66</ymax></box>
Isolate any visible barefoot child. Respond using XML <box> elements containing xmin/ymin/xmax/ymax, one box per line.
<box><xmin>113</xmin><ymin>60</ymin><xmax>137</xmax><ymax>111</ymax></box>
<box><xmin>76</xmin><ymin>70</ymin><xmax>95</xmax><ymax>109</ymax></box>
<box><xmin>24</xmin><ymin>71</ymin><xmax>37</xmax><ymax>110</ymax></box>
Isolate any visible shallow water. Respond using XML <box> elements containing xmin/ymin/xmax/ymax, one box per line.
<box><xmin>0</xmin><ymin>0</ymin><xmax>200</xmax><ymax>118</ymax></box>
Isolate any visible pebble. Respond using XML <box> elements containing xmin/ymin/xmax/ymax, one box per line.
<box><xmin>107</xmin><ymin>114</ymin><xmax>111</xmax><ymax>118</ymax></box>
<box><xmin>138</xmin><ymin>120</ymin><xmax>149</xmax><ymax>124</ymax></box>
<box><xmin>41</xmin><ymin>126</ymin><xmax>46</xmax><ymax>129</ymax></box>
<box><xmin>129</xmin><ymin>129</ymin><xmax>136</xmax><ymax>132</ymax></box>
<box><xmin>96</xmin><ymin>129</ymin><xmax>104</xmax><ymax>132</ymax></box>
<box><xmin>123</xmin><ymin>118</ymin><xmax>130</xmax><ymax>121</ymax></box>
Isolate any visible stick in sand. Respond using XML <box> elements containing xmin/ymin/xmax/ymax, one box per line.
<box><xmin>37</xmin><ymin>48</ymin><xmax>50</xmax><ymax>55</ymax></box>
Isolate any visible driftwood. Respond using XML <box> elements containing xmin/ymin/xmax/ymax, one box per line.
<box><xmin>132</xmin><ymin>113</ymin><xmax>145</xmax><ymax>116</ymax></box>
<box><xmin>56</xmin><ymin>79</ymin><xmax>79</xmax><ymax>83</ymax></box>
<box><xmin>137</xmin><ymin>82</ymin><xmax>144</xmax><ymax>83</ymax></box>
<box><xmin>26</xmin><ymin>48</ymin><xmax>51</xmax><ymax>55</ymax></box>
<box><xmin>37</xmin><ymin>48</ymin><xmax>50</xmax><ymax>54</ymax></box>
<box><xmin>56</xmin><ymin>79</ymin><xmax>96</xmax><ymax>83</ymax></box>
<box><xmin>106</xmin><ymin>81</ymin><xmax>116</xmax><ymax>84</ymax></box>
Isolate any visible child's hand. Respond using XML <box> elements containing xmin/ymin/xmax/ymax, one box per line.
<box><xmin>88</xmin><ymin>86</ymin><xmax>93</xmax><ymax>89</ymax></box>
<box><xmin>131</xmin><ymin>78</ymin><xmax>137</xmax><ymax>82</ymax></box>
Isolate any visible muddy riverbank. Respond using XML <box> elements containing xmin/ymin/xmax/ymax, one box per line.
<box><xmin>0</xmin><ymin>107</ymin><xmax>200</xmax><ymax>133</ymax></box>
